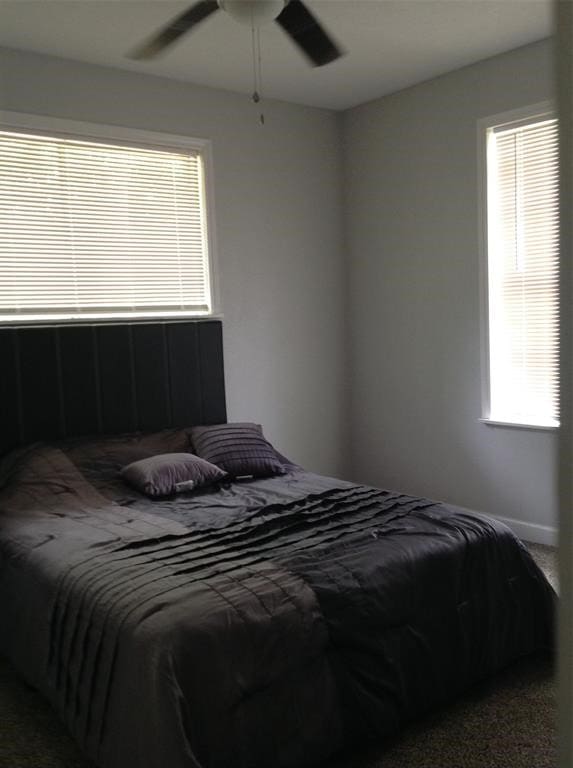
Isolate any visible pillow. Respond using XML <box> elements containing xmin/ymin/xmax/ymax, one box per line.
<box><xmin>62</xmin><ymin>429</ymin><xmax>192</xmax><ymax>472</ymax></box>
<box><xmin>60</xmin><ymin>428</ymin><xmax>194</xmax><ymax>501</ymax></box>
<box><xmin>121</xmin><ymin>453</ymin><xmax>226</xmax><ymax>498</ymax></box>
<box><xmin>190</xmin><ymin>423</ymin><xmax>286</xmax><ymax>478</ymax></box>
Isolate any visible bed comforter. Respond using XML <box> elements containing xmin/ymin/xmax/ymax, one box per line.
<box><xmin>0</xmin><ymin>440</ymin><xmax>554</xmax><ymax>768</ymax></box>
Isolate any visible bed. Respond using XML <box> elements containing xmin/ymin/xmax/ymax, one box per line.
<box><xmin>0</xmin><ymin>321</ymin><xmax>555</xmax><ymax>768</ymax></box>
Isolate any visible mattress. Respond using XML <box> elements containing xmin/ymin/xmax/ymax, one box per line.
<box><xmin>0</xmin><ymin>439</ymin><xmax>555</xmax><ymax>768</ymax></box>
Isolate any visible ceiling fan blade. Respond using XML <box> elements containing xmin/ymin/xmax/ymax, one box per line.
<box><xmin>129</xmin><ymin>0</ymin><xmax>219</xmax><ymax>60</ymax></box>
<box><xmin>276</xmin><ymin>0</ymin><xmax>342</xmax><ymax>67</ymax></box>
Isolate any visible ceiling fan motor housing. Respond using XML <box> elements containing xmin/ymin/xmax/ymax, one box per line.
<box><xmin>218</xmin><ymin>0</ymin><xmax>286</xmax><ymax>26</ymax></box>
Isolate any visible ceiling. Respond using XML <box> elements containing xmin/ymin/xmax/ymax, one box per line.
<box><xmin>0</xmin><ymin>0</ymin><xmax>553</xmax><ymax>110</ymax></box>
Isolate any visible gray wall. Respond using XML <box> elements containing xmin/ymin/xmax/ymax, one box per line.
<box><xmin>0</xmin><ymin>40</ymin><xmax>559</xmax><ymax>539</ymax></box>
<box><xmin>343</xmin><ymin>39</ymin><xmax>557</xmax><ymax>539</ymax></box>
<box><xmin>0</xmin><ymin>47</ymin><xmax>347</xmax><ymax>476</ymax></box>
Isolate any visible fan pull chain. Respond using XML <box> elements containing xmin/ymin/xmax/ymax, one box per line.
<box><xmin>251</xmin><ymin>24</ymin><xmax>265</xmax><ymax>125</ymax></box>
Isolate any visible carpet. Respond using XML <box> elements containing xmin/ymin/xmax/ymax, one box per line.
<box><xmin>0</xmin><ymin>543</ymin><xmax>556</xmax><ymax>768</ymax></box>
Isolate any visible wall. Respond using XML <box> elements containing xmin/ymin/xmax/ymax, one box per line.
<box><xmin>343</xmin><ymin>39</ymin><xmax>558</xmax><ymax>541</ymax></box>
<box><xmin>0</xmin><ymin>41</ymin><xmax>559</xmax><ymax>538</ymax></box>
<box><xmin>0</xmin><ymin>47</ymin><xmax>347</xmax><ymax>476</ymax></box>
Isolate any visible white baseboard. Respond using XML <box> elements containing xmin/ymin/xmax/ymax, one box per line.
<box><xmin>449</xmin><ymin>504</ymin><xmax>557</xmax><ymax>547</ymax></box>
<box><xmin>486</xmin><ymin>513</ymin><xmax>557</xmax><ymax>547</ymax></box>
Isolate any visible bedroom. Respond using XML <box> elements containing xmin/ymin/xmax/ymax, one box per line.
<box><xmin>0</xmin><ymin>1</ymin><xmax>571</xmax><ymax>767</ymax></box>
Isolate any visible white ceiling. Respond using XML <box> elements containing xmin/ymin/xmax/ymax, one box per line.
<box><xmin>0</xmin><ymin>0</ymin><xmax>553</xmax><ymax>110</ymax></box>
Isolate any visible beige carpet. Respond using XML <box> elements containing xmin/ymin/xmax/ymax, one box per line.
<box><xmin>0</xmin><ymin>543</ymin><xmax>556</xmax><ymax>768</ymax></box>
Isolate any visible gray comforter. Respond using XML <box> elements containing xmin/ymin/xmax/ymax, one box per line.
<box><xmin>0</xmin><ymin>435</ymin><xmax>554</xmax><ymax>768</ymax></box>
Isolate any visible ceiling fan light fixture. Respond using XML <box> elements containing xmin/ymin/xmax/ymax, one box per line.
<box><xmin>218</xmin><ymin>0</ymin><xmax>286</xmax><ymax>27</ymax></box>
<box><xmin>129</xmin><ymin>0</ymin><xmax>343</xmax><ymax>69</ymax></box>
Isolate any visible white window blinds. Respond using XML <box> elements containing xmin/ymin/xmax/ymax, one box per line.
<box><xmin>486</xmin><ymin>116</ymin><xmax>559</xmax><ymax>427</ymax></box>
<box><xmin>0</xmin><ymin>129</ymin><xmax>212</xmax><ymax>322</ymax></box>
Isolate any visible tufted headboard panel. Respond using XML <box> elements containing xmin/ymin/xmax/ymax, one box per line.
<box><xmin>0</xmin><ymin>320</ymin><xmax>226</xmax><ymax>456</ymax></box>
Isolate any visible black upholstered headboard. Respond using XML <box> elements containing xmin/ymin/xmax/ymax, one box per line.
<box><xmin>0</xmin><ymin>320</ymin><xmax>226</xmax><ymax>456</ymax></box>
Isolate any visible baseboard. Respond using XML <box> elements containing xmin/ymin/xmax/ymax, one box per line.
<box><xmin>449</xmin><ymin>503</ymin><xmax>557</xmax><ymax>547</ymax></box>
<box><xmin>486</xmin><ymin>514</ymin><xmax>557</xmax><ymax>547</ymax></box>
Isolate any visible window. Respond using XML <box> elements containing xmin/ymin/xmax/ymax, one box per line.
<box><xmin>0</xmin><ymin>115</ymin><xmax>215</xmax><ymax>323</ymax></box>
<box><xmin>481</xmin><ymin>105</ymin><xmax>559</xmax><ymax>428</ymax></box>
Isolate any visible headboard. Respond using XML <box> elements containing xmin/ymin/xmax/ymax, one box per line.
<box><xmin>0</xmin><ymin>320</ymin><xmax>226</xmax><ymax>456</ymax></box>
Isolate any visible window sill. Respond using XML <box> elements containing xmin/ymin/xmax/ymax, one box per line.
<box><xmin>479</xmin><ymin>418</ymin><xmax>559</xmax><ymax>432</ymax></box>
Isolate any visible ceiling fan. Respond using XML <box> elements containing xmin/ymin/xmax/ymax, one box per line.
<box><xmin>130</xmin><ymin>0</ymin><xmax>343</xmax><ymax>68</ymax></box>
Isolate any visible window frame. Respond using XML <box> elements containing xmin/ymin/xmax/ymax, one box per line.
<box><xmin>477</xmin><ymin>100</ymin><xmax>559</xmax><ymax>432</ymax></box>
<box><xmin>0</xmin><ymin>110</ymin><xmax>221</xmax><ymax>325</ymax></box>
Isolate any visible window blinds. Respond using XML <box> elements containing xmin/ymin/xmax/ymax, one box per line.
<box><xmin>0</xmin><ymin>130</ymin><xmax>212</xmax><ymax>322</ymax></box>
<box><xmin>487</xmin><ymin>117</ymin><xmax>559</xmax><ymax>426</ymax></box>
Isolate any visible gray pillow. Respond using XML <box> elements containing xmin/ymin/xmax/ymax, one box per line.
<box><xmin>61</xmin><ymin>428</ymin><xmax>194</xmax><ymax>501</ymax></box>
<box><xmin>121</xmin><ymin>453</ymin><xmax>226</xmax><ymax>498</ymax></box>
<box><xmin>190</xmin><ymin>423</ymin><xmax>286</xmax><ymax>478</ymax></box>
